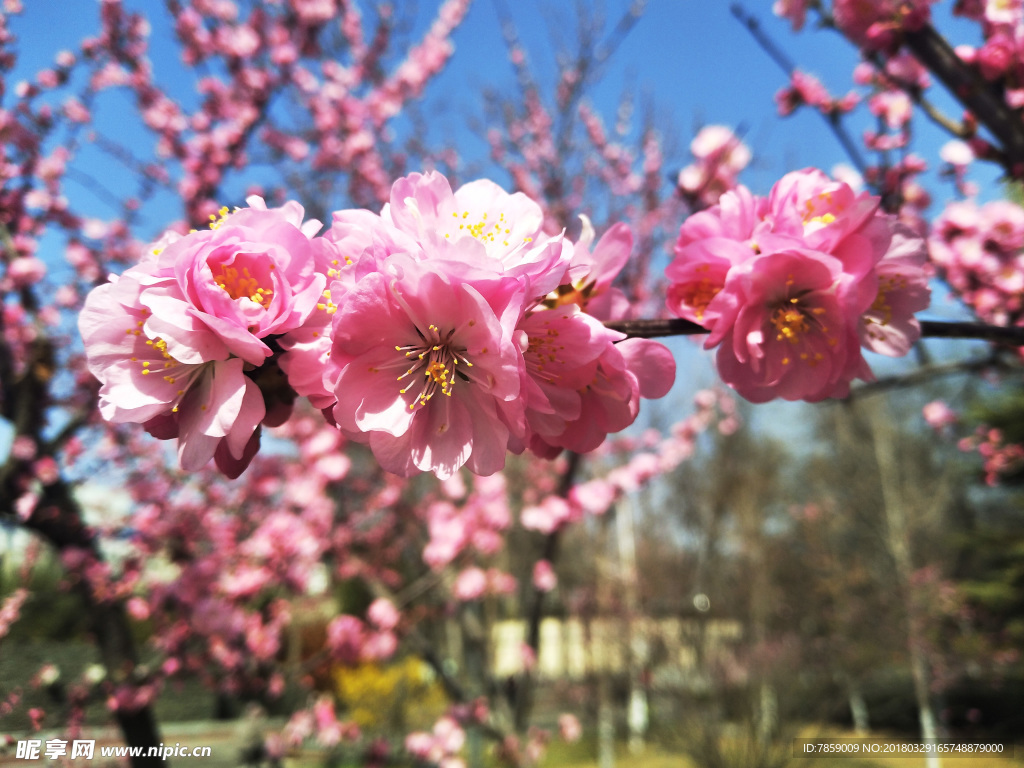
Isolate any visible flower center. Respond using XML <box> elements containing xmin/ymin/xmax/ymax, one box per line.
<box><xmin>679</xmin><ymin>278</ymin><xmax>721</xmax><ymax>322</ymax></box>
<box><xmin>443</xmin><ymin>209</ymin><xmax>534</xmax><ymax>255</ymax></box>
<box><xmin>395</xmin><ymin>324</ymin><xmax>474</xmax><ymax>410</ymax></box>
<box><xmin>770</xmin><ymin>293</ymin><xmax>834</xmax><ymax>367</ymax></box>
<box><xmin>213</xmin><ymin>262</ymin><xmax>275</xmax><ymax>306</ymax></box>
<box><xmin>771</xmin><ymin>305</ymin><xmax>811</xmax><ymax>343</ymax></box>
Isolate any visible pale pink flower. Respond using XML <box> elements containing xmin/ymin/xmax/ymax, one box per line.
<box><xmin>774</xmin><ymin>0</ymin><xmax>809</xmax><ymax>29</ymax></box>
<box><xmin>776</xmin><ymin>70</ymin><xmax>831</xmax><ymax>116</ymax></box>
<box><xmin>78</xmin><ymin>271</ymin><xmax>265</xmax><ymax>476</ymax></box>
<box><xmin>367</xmin><ymin>598</ymin><xmax>400</xmax><ymax>631</ymax></box>
<box><xmin>677</xmin><ymin>126</ymin><xmax>751</xmax><ymax>206</ymax></box>
<box><xmin>7</xmin><ymin>257</ymin><xmax>46</xmax><ymax>288</ymax></box>
<box><xmin>558</xmin><ymin>713</ymin><xmax>582</xmax><ymax>742</ymax></box>
<box><xmin>521</xmin><ymin>496</ymin><xmax>573</xmax><ymax>534</ymax></box>
<box><xmin>541</xmin><ymin>338</ymin><xmax>674</xmax><ymax>455</ymax></box>
<box><xmin>329</xmin><ymin>254</ymin><xmax>526</xmax><ymax>479</ymax></box>
<box><xmin>569</xmin><ymin>478</ymin><xmax>617</xmax><ymax>516</ymax></box>
<box><xmin>326</xmin><ymin>615</ymin><xmax>366</xmax><ymax>664</ymax></box>
<box><xmin>453</xmin><ymin>567</ymin><xmax>487</xmax><ymax>601</ymax></box>
<box><xmin>80</xmin><ymin>197</ymin><xmax>331</xmax><ymax>475</ymax></box>
<box><xmin>859</xmin><ymin>224</ymin><xmax>931</xmax><ymax>356</ymax></box>
<box><xmin>532</xmin><ymin>560</ymin><xmax>557</xmax><ymax>592</ymax></box>
<box><xmin>985</xmin><ymin>0</ymin><xmax>1023</xmax><ymax>25</ymax></box>
<box><xmin>517</xmin><ymin>306</ymin><xmax>623</xmax><ymax>451</ymax></box>
<box><xmin>362</xmin><ymin>631</ymin><xmax>398</xmax><ymax>661</ymax></box>
<box><xmin>923</xmin><ymin>400</ymin><xmax>958</xmax><ymax>431</ymax></box>
<box><xmin>10</xmin><ymin>435</ymin><xmax>36</xmax><ymax>460</ymax></box>
<box><xmin>940</xmin><ymin>139</ymin><xmax>975</xmax><ymax>169</ymax></box>
<box><xmin>382</xmin><ymin>171</ymin><xmax>568</xmax><ymax>296</ymax></box>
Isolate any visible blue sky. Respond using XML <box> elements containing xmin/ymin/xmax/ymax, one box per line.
<box><xmin>5</xmin><ymin>1</ymin><xmax>999</xmax><ymax>225</ymax></box>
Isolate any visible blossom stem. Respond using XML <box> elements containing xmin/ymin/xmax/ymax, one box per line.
<box><xmin>606</xmin><ymin>318</ymin><xmax>1024</xmax><ymax>345</ymax></box>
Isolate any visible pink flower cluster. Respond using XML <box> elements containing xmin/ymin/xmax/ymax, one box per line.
<box><xmin>666</xmin><ymin>168</ymin><xmax>931</xmax><ymax>402</ymax></box>
<box><xmin>775</xmin><ymin>70</ymin><xmax>859</xmax><ymax>118</ymax></box>
<box><xmin>833</xmin><ymin>0</ymin><xmax>937</xmax><ymax>51</ymax></box>
<box><xmin>959</xmin><ymin>426</ymin><xmax>1024</xmax><ymax>486</ymax></box>
<box><xmin>953</xmin><ymin>0</ymin><xmax>1024</xmax><ymax>106</ymax></box>
<box><xmin>676</xmin><ymin>125</ymin><xmax>752</xmax><ymax>210</ymax></box>
<box><xmin>930</xmin><ymin>199</ymin><xmax>1024</xmax><ymax>328</ymax></box>
<box><xmin>81</xmin><ymin>172</ymin><xmax>675</xmax><ymax>479</ymax></box>
<box><xmin>79</xmin><ymin>197</ymin><xmax>328</xmax><ymax>478</ymax></box>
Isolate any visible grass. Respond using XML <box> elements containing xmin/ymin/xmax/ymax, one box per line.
<box><xmin>530</xmin><ymin>726</ymin><xmax>1024</xmax><ymax>768</ymax></box>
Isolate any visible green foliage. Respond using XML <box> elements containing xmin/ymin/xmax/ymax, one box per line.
<box><xmin>0</xmin><ymin>550</ymin><xmax>90</xmax><ymax>642</ymax></box>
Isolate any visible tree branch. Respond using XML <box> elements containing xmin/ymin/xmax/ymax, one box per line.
<box><xmin>902</xmin><ymin>23</ymin><xmax>1024</xmax><ymax>174</ymax></box>
<box><xmin>730</xmin><ymin>3</ymin><xmax>872</xmax><ymax>180</ymax></box>
<box><xmin>847</xmin><ymin>354</ymin><xmax>1004</xmax><ymax>396</ymax></box>
<box><xmin>605</xmin><ymin>317</ymin><xmax>1024</xmax><ymax>345</ymax></box>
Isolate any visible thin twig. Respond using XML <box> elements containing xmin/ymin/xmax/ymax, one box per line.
<box><xmin>847</xmin><ymin>354</ymin><xmax>1004</xmax><ymax>397</ymax></box>
<box><xmin>730</xmin><ymin>2</ymin><xmax>872</xmax><ymax>181</ymax></box>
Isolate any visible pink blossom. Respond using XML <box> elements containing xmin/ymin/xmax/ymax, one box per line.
<box><xmin>79</xmin><ymin>271</ymin><xmax>265</xmax><ymax>476</ymax></box>
<box><xmin>923</xmin><ymin>400</ymin><xmax>958</xmax><ymax>431</ymax></box>
<box><xmin>773</xmin><ymin>0</ymin><xmax>810</xmax><ymax>30</ymax></box>
<box><xmin>326</xmin><ymin>615</ymin><xmax>366</xmax><ymax>664</ymax></box>
<box><xmin>516</xmin><ymin>306</ymin><xmax>623</xmax><ymax>451</ymax></box>
<box><xmin>381</xmin><ymin>171</ymin><xmax>568</xmax><ymax>296</ymax></box>
<box><xmin>668</xmin><ymin>168</ymin><xmax>929</xmax><ymax>402</ymax></box>
<box><xmin>776</xmin><ymin>70</ymin><xmax>832</xmax><ymax>116</ymax></box>
<box><xmin>7</xmin><ymin>257</ymin><xmax>46</xmax><ymax>288</ymax></box>
<box><xmin>10</xmin><ymin>435</ymin><xmax>36</xmax><ymax>460</ymax></box>
<box><xmin>568</xmin><ymin>478</ymin><xmax>617</xmax><ymax>516</ymax></box>
<box><xmin>453</xmin><ymin>567</ymin><xmax>487</xmax><ymax>601</ymax></box>
<box><xmin>362</xmin><ymin>631</ymin><xmax>398</xmax><ymax>661</ymax></box>
<box><xmin>859</xmin><ymin>224</ymin><xmax>931</xmax><ymax>356</ymax></box>
<box><xmin>367</xmin><ymin>598</ymin><xmax>400</xmax><ymax>631</ymax></box>
<box><xmin>521</xmin><ymin>496</ymin><xmax>573</xmax><ymax>534</ymax></box>
<box><xmin>79</xmin><ymin>198</ymin><xmax>329</xmax><ymax>476</ymax></box>
<box><xmin>558</xmin><ymin>714</ymin><xmax>582</xmax><ymax>743</ymax></box>
<box><xmin>710</xmin><ymin>248</ymin><xmax>869</xmax><ymax>403</ymax></box>
<box><xmin>984</xmin><ymin>0</ymin><xmax>1023</xmax><ymax>26</ymax></box>
<box><xmin>532</xmin><ymin>560</ymin><xmax>557</xmax><ymax>592</ymax></box>
<box><xmin>329</xmin><ymin>253</ymin><xmax>526</xmax><ymax>479</ymax></box>
<box><xmin>140</xmin><ymin>198</ymin><xmax>326</xmax><ymax>364</ymax></box>
<box><xmin>677</xmin><ymin>125</ymin><xmax>750</xmax><ymax>207</ymax></box>
<box><xmin>524</xmin><ymin>333</ymin><xmax>675</xmax><ymax>458</ymax></box>
<box><xmin>555</xmin><ymin>216</ymin><xmax>632</xmax><ymax>320</ymax></box>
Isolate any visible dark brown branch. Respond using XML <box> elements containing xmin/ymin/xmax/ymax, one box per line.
<box><xmin>606</xmin><ymin>317</ymin><xmax>1024</xmax><ymax>345</ymax></box>
<box><xmin>12</xmin><ymin>483</ymin><xmax>165</xmax><ymax>768</ymax></box>
<box><xmin>902</xmin><ymin>23</ymin><xmax>1024</xmax><ymax>173</ymax></box>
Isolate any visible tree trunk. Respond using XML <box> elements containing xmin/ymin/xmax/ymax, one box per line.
<box><xmin>20</xmin><ymin>480</ymin><xmax>165</xmax><ymax>768</ymax></box>
<box><xmin>868</xmin><ymin>404</ymin><xmax>942</xmax><ymax>768</ymax></box>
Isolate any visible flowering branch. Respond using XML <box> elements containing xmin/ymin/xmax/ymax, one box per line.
<box><xmin>902</xmin><ymin>23</ymin><xmax>1024</xmax><ymax>174</ymax></box>
<box><xmin>730</xmin><ymin>2</ymin><xmax>872</xmax><ymax>180</ymax></box>
<box><xmin>607</xmin><ymin>318</ymin><xmax>1024</xmax><ymax>345</ymax></box>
